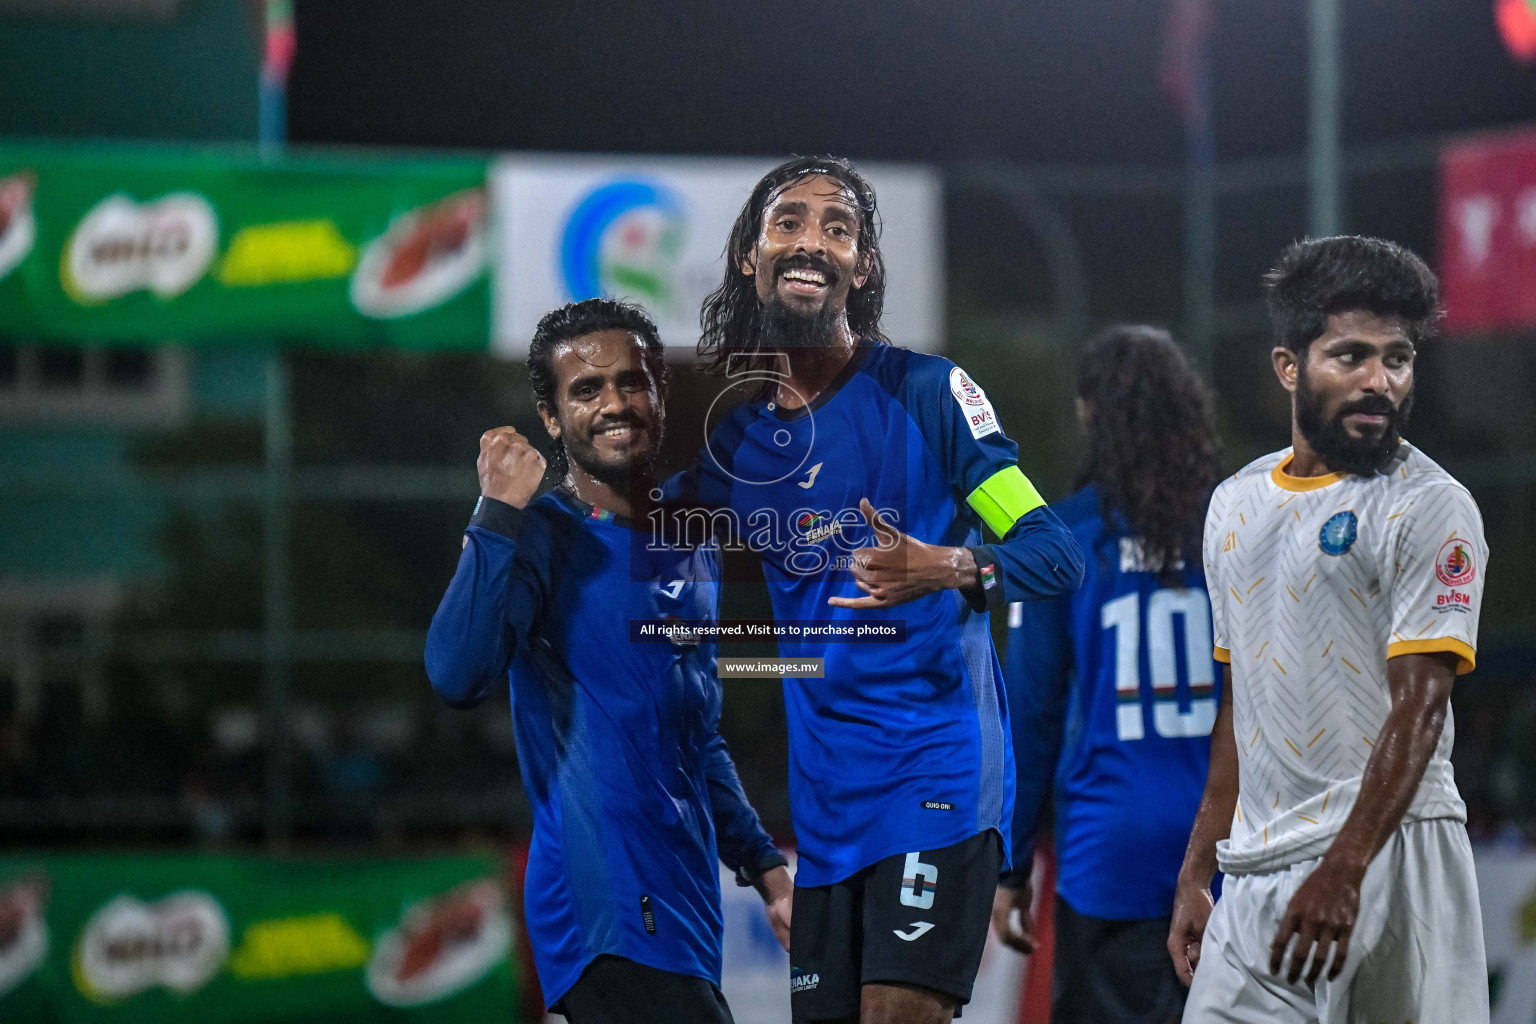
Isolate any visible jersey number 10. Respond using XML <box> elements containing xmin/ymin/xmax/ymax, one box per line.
<box><xmin>1101</xmin><ymin>589</ymin><xmax>1217</xmax><ymax>741</ymax></box>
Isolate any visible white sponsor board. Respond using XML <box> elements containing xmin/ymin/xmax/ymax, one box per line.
<box><xmin>63</xmin><ymin>192</ymin><xmax>218</xmax><ymax>301</ymax></box>
<box><xmin>1477</xmin><ymin>849</ymin><xmax>1536</xmax><ymax>1024</ymax></box>
<box><xmin>492</xmin><ymin>155</ymin><xmax>944</xmax><ymax>357</ymax></box>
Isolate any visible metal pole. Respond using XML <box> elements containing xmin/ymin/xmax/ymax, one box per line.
<box><xmin>263</xmin><ymin>353</ymin><xmax>293</xmax><ymax>852</ymax></box>
<box><xmin>1308</xmin><ymin>0</ymin><xmax>1343</xmax><ymax>235</ymax></box>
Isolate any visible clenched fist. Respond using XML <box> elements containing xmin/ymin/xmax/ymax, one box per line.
<box><xmin>478</xmin><ymin>427</ymin><xmax>546</xmax><ymax>509</ymax></box>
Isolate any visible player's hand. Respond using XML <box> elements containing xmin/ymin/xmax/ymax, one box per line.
<box><xmin>827</xmin><ymin>499</ymin><xmax>963</xmax><ymax>609</ymax></box>
<box><xmin>1270</xmin><ymin>857</ymin><xmax>1362</xmax><ymax>987</ymax></box>
<box><xmin>754</xmin><ymin>865</ymin><xmax>793</xmax><ymax>953</ymax></box>
<box><xmin>1167</xmin><ymin>875</ymin><xmax>1215</xmax><ymax>987</ymax></box>
<box><xmin>991</xmin><ymin>880</ymin><xmax>1037</xmax><ymax>954</ymax></box>
<box><xmin>477</xmin><ymin>427</ymin><xmax>546</xmax><ymax>510</ymax></box>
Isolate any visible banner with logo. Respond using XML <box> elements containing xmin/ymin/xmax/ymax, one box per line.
<box><xmin>1440</xmin><ymin>127</ymin><xmax>1536</xmax><ymax>334</ymax></box>
<box><xmin>0</xmin><ymin>143</ymin><xmax>491</xmax><ymax>348</ymax></box>
<box><xmin>0</xmin><ymin>853</ymin><xmax>517</xmax><ymax>1022</ymax></box>
<box><xmin>491</xmin><ymin>155</ymin><xmax>945</xmax><ymax>356</ymax></box>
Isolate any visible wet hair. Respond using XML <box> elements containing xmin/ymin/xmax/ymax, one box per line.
<box><xmin>1264</xmin><ymin>236</ymin><xmax>1441</xmax><ymax>354</ymax></box>
<box><xmin>527</xmin><ymin>297</ymin><xmax>665</xmax><ymax>472</ymax></box>
<box><xmin>698</xmin><ymin>155</ymin><xmax>888</xmax><ymax>374</ymax></box>
<box><xmin>1075</xmin><ymin>325</ymin><xmax>1221</xmax><ymax>584</ymax></box>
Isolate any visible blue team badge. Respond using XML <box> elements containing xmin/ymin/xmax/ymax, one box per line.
<box><xmin>1318</xmin><ymin>511</ymin><xmax>1358</xmax><ymax>556</ymax></box>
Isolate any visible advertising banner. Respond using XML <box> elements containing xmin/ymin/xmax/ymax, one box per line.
<box><xmin>1440</xmin><ymin>127</ymin><xmax>1536</xmax><ymax>334</ymax></box>
<box><xmin>0</xmin><ymin>143</ymin><xmax>491</xmax><ymax>348</ymax></box>
<box><xmin>1477</xmin><ymin>849</ymin><xmax>1536</xmax><ymax>1024</ymax></box>
<box><xmin>492</xmin><ymin>155</ymin><xmax>945</xmax><ymax>356</ymax></box>
<box><xmin>0</xmin><ymin>852</ymin><xmax>517</xmax><ymax>1022</ymax></box>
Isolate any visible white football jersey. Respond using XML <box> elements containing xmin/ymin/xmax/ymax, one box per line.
<box><xmin>1205</xmin><ymin>442</ymin><xmax>1485</xmax><ymax>875</ymax></box>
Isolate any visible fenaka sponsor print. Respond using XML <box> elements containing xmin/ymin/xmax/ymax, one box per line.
<box><xmin>73</xmin><ymin>890</ymin><xmax>230</xmax><ymax>1000</ymax></box>
<box><xmin>948</xmin><ymin>366</ymin><xmax>999</xmax><ymax>439</ymax></box>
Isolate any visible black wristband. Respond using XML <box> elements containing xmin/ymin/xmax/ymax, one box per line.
<box><xmin>965</xmin><ymin>545</ymin><xmax>1007</xmax><ymax>611</ymax></box>
<box><xmin>734</xmin><ymin>850</ymin><xmax>789</xmax><ymax>888</ymax></box>
<box><xmin>468</xmin><ymin>495</ymin><xmax>521</xmax><ymax>540</ymax></box>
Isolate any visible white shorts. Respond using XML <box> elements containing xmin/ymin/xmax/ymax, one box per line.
<box><xmin>1183</xmin><ymin>818</ymin><xmax>1488</xmax><ymax>1024</ymax></box>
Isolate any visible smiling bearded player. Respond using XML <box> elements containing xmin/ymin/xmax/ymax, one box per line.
<box><xmin>665</xmin><ymin>156</ymin><xmax>1084</xmax><ymax>1024</ymax></box>
<box><xmin>1170</xmin><ymin>236</ymin><xmax>1489</xmax><ymax>1024</ymax></box>
<box><xmin>426</xmin><ymin>299</ymin><xmax>791</xmax><ymax>1024</ymax></box>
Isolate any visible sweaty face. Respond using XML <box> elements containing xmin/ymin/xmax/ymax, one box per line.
<box><xmin>1291</xmin><ymin>311</ymin><xmax>1415</xmax><ymax>476</ymax></box>
<box><xmin>540</xmin><ymin>329</ymin><xmax>664</xmax><ymax>488</ymax></box>
<box><xmin>743</xmin><ymin>175</ymin><xmax>869</xmax><ymax>343</ymax></box>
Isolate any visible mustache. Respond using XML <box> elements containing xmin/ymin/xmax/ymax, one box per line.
<box><xmin>1335</xmin><ymin>395</ymin><xmax>1397</xmax><ymax>419</ymax></box>
<box><xmin>774</xmin><ymin>253</ymin><xmax>839</xmax><ymax>284</ymax></box>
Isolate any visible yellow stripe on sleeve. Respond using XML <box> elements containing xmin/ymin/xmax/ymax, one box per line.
<box><xmin>1388</xmin><ymin>637</ymin><xmax>1476</xmax><ymax>675</ymax></box>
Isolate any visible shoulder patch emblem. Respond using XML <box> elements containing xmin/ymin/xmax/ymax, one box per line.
<box><xmin>1435</xmin><ymin>537</ymin><xmax>1476</xmax><ymax>587</ymax></box>
<box><xmin>948</xmin><ymin>366</ymin><xmax>999</xmax><ymax>440</ymax></box>
<box><xmin>1318</xmin><ymin>511</ymin><xmax>1358</xmax><ymax>556</ymax></box>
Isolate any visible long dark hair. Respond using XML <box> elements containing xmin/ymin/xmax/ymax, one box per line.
<box><xmin>1075</xmin><ymin>325</ymin><xmax>1220</xmax><ymax>583</ymax></box>
<box><xmin>698</xmin><ymin>155</ymin><xmax>888</xmax><ymax>375</ymax></box>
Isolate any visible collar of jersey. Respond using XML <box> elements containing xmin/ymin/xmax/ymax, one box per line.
<box><xmin>550</xmin><ymin>484</ymin><xmax>643</xmax><ymax>532</ymax></box>
<box><xmin>769</xmin><ymin>341</ymin><xmax>878</xmax><ymax>422</ymax></box>
<box><xmin>1271</xmin><ymin>451</ymin><xmax>1348</xmax><ymax>492</ymax></box>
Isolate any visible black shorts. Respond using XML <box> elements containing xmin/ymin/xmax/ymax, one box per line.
<box><xmin>789</xmin><ymin>830</ymin><xmax>1001</xmax><ymax>1023</ymax></box>
<box><xmin>555</xmin><ymin>954</ymin><xmax>734</xmax><ymax>1024</ymax></box>
<box><xmin>1051</xmin><ymin>897</ymin><xmax>1186</xmax><ymax>1024</ymax></box>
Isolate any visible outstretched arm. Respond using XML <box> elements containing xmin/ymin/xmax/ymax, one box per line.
<box><xmin>827</xmin><ymin>497</ymin><xmax>1083</xmax><ymax>610</ymax></box>
<box><xmin>1268</xmin><ymin>651</ymin><xmax>1458</xmax><ymax>987</ymax></box>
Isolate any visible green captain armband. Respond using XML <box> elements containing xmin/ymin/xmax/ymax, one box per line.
<box><xmin>966</xmin><ymin>466</ymin><xmax>1045</xmax><ymax>538</ymax></box>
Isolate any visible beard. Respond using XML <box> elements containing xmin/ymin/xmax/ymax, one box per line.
<box><xmin>563</xmin><ymin>416</ymin><xmax>662</xmax><ymax>495</ymax></box>
<box><xmin>1294</xmin><ymin>359</ymin><xmax>1413</xmax><ymax>476</ymax></box>
<box><xmin>755</xmin><ymin>293</ymin><xmax>840</xmax><ymax>352</ymax></box>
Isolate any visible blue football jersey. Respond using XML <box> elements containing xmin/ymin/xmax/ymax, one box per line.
<box><xmin>666</xmin><ymin>343</ymin><xmax>1083</xmax><ymax>887</ymax></box>
<box><xmin>425</xmin><ymin>489</ymin><xmax>782</xmax><ymax>1007</ymax></box>
<box><xmin>1006</xmin><ymin>485</ymin><xmax>1221</xmax><ymax>920</ymax></box>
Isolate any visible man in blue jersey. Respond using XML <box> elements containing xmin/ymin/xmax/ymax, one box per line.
<box><xmin>992</xmin><ymin>326</ymin><xmax>1222</xmax><ymax>1024</ymax></box>
<box><xmin>666</xmin><ymin>156</ymin><xmax>1084</xmax><ymax>1024</ymax></box>
<box><xmin>425</xmin><ymin>298</ymin><xmax>792</xmax><ymax>1023</ymax></box>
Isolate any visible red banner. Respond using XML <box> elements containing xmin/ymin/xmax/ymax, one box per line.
<box><xmin>1440</xmin><ymin>127</ymin><xmax>1536</xmax><ymax>333</ymax></box>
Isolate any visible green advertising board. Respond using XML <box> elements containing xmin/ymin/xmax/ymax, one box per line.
<box><xmin>0</xmin><ymin>143</ymin><xmax>491</xmax><ymax>349</ymax></box>
<box><xmin>0</xmin><ymin>853</ymin><xmax>517</xmax><ymax>1023</ymax></box>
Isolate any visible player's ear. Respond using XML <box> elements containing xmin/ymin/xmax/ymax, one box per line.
<box><xmin>852</xmin><ymin>251</ymin><xmax>871</xmax><ymax>291</ymax></box>
<box><xmin>1272</xmin><ymin>346</ymin><xmax>1299</xmax><ymax>394</ymax></box>
<box><xmin>537</xmin><ymin>401</ymin><xmax>561</xmax><ymax>441</ymax></box>
<box><xmin>739</xmin><ymin>246</ymin><xmax>757</xmax><ymax>278</ymax></box>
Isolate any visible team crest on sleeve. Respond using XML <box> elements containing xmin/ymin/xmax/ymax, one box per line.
<box><xmin>1318</xmin><ymin>510</ymin><xmax>1358</xmax><ymax>556</ymax></box>
<box><xmin>1435</xmin><ymin>538</ymin><xmax>1476</xmax><ymax>587</ymax></box>
<box><xmin>948</xmin><ymin>366</ymin><xmax>999</xmax><ymax>440</ymax></box>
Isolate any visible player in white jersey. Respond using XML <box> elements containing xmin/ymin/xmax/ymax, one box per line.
<box><xmin>1169</xmin><ymin>236</ymin><xmax>1489</xmax><ymax>1024</ymax></box>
